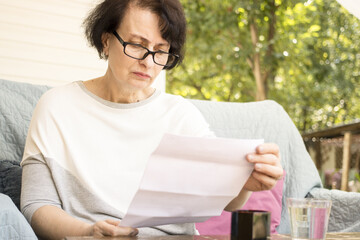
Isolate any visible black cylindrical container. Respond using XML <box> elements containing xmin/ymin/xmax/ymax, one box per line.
<box><xmin>231</xmin><ymin>210</ymin><xmax>271</xmax><ymax>240</ymax></box>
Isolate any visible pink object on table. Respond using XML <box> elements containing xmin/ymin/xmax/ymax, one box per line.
<box><xmin>195</xmin><ymin>171</ymin><xmax>285</xmax><ymax>235</ymax></box>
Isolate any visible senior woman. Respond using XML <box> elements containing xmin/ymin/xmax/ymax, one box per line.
<box><xmin>20</xmin><ymin>0</ymin><xmax>283</xmax><ymax>239</ymax></box>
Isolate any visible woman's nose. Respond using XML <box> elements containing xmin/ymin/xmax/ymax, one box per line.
<box><xmin>139</xmin><ymin>53</ymin><xmax>155</xmax><ymax>68</ymax></box>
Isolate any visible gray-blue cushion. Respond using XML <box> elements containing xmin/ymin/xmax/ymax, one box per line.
<box><xmin>0</xmin><ymin>79</ymin><xmax>49</xmax><ymax>210</ymax></box>
<box><xmin>0</xmin><ymin>79</ymin><xmax>50</xmax><ymax>164</ymax></box>
<box><xmin>0</xmin><ymin>193</ymin><xmax>37</xmax><ymax>239</ymax></box>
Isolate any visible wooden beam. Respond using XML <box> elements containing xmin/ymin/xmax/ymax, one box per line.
<box><xmin>302</xmin><ymin>121</ymin><xmax>360</xmax><ymax>139</ymax></box>
<box><xmin>341</xmin><ymin>131</ymin><xmax>352</xmax><ymax>191</ymax></box>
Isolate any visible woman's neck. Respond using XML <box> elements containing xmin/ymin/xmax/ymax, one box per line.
<box><xmin>83</xmin><ymin>76</ymin><xmax>155</xmax><ymax>104</ymax></box>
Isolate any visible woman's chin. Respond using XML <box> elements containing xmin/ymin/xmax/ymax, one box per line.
<box><xmin>127</xmin><ymin>80</ymin><xmax>153</xmax><ymax>92</ymax></box>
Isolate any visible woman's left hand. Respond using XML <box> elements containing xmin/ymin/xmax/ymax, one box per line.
<box><xmin>244</xmin><ymin>143</ymin><xmax>283</xmax><ymax>192</ymax></box>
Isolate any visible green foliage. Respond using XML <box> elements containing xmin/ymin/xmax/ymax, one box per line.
<box><xmin>271</xmin><ymin>0</ymin><xmax>360</xmax><ymax>131</ymax></box>
<box><xmin>166</xmin><ymin>0</ymin><xmax>360</xmax><ymax>132</ymax></box>
<box><xmin>356</xmin><ymin>173</ymin><xmax>360</xmax><ymax>183</ymax></box>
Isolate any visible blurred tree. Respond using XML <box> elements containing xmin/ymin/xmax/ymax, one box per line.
<box><xmin>167</xmin><ymin>0</ymin><xmax>360</xmax><ymax>132</ymax></box>
<box><xmin>271</xmin><ymin>0</ymin><xmax>360</xmax><ymax>131</ymax></box>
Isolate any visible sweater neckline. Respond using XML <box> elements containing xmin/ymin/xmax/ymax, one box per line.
<box><xmin>76</xmin><ymin>81</ymin><xmax>161</xmax><ymax>109</ymax></box>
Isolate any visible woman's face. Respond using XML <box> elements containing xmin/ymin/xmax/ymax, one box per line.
<box><xmin>104</xmin><ymin>6</ymin><xmax>169</xmax><ymax>93</ymax></box>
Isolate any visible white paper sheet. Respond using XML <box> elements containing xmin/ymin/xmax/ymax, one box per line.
<box><xmin>120</xmin><ymin>133</ymin><xmax>263</xmax><ymax>228</ymax></box>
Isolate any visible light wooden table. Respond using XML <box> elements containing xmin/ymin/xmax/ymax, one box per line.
<box><xmin>65</xmin><ymin>232</ymin><xmax>360</xmax><ymax>240</ymax></box>
<box><xmin>271</xmin><ymin>232</ymin><xmax>360</xmax><ymax>239</ymax></box>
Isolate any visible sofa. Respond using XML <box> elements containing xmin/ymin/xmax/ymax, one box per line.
<box><xmin>1</xmin><ymin>78</ymin><xmax>360</xmax><ymax>239</ymax></box>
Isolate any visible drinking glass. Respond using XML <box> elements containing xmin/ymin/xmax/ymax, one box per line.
<box><xmin>287</xmin><ymin>198</ymin><xmax>332</xmax><ymax>240</ymax></box>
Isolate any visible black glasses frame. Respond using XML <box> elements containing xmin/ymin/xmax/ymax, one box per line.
<box><xmin>112</xmin><ymin>31</ymin><xmax>178</xmax><ymax>69</ymax></box>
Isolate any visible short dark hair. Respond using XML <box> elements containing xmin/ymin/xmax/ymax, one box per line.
<box><xmin>83</xmin><ymin>0</ymin><xmax>186</xmax><ymax>70</ymax></box>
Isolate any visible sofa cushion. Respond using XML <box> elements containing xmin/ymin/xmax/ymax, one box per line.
<box><xmin>0</xmin><ymin>79</ymin><xmax>50</xmax><ymax>164</ymax></box>
<box><xmin>0</xmin><ymin>79</ymin><xmax>50</xmax><ymax>209</ymax></box>
<box><xmin>0</xmin><ymin>193</ymin><xmax>37</xmax><ymax>239</ymax></box>
<box><xmin>0</xmin><ymin>160</ymin><xmax>22</xmax><ymax>209</ymax></box>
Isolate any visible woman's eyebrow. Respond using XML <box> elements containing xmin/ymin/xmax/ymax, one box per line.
<box><xmin>129</xmin><ymin>33</ymin><xmax>170</xmax><ymax>47</ymax></box>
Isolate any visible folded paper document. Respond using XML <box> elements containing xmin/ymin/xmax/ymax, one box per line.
<box><xmin>120</xmin><ymin>133</ymin><xmax>263</xmax><ymax>227</ymax></box>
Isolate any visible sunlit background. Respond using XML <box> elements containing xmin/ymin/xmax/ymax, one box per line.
<box><xmin>0</xmin><ymin>0</ymin><xmax>165</xmax><ymax>88</ymax></box>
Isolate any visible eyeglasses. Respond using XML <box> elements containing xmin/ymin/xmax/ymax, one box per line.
<box><xmin>112</xmin><ymin>31</ymin><xmax>179</xmax><ymax>69</ymax></box>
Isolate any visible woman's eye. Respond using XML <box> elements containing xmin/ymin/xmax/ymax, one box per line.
<box><xmin>156</xmin><ymin>49</ymin><xmax>168</xmax><ymax>53</ymax></box>
<box><xmin>131</xmin><ymin>43</ymin><xmax>143</xmax><ymax>47</ymax></box>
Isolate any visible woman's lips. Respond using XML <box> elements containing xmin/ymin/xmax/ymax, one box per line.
<box><xmin>133</xmin><ymin>72</ymin><xmax>150</xmax><ymax>79</ymax></box>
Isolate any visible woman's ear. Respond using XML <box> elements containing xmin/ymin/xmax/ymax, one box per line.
<box><xmin>101</xmin><ymin>33</ymin><xmax>111</xmax><ymax>58</ymax></box>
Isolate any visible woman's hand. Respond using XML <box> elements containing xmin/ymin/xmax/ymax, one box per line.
<box><xmin>91</xmin><ymin>219</ymin><xmax>138</xmax><ymax>237</ymax></box>
<box><xmin>244</xmin><ymin>143</ymin><xmax>283</xmax><ymax>192</ymax></box>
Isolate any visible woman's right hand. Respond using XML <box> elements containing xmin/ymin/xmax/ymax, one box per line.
<box><xmin>91</xmin><ymin>219</ymin><xmax>138</xmax><ymax>237</ymax></box>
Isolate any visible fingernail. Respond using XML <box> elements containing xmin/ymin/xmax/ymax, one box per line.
<box><xmin>248</xmin><ymin>154</ymin><xmax>254</xmax><ymax>161</ymax></box>
<box><xmin>258</xmin><ymin>146</ymin><xmax>263</xmax><ymax>153</ymax></box>
<box><xmin>255</xmin><ymin>163</ymin><xmax>262</xmax><ymax>170</ymax></box>
<box><xmin>130</xmin><ymin>230</ymin><xmax>138</xmax><ymax>236</ymax></box>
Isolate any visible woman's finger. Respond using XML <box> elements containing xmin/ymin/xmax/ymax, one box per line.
<box><xmin>105</xmin><ymin>219</ymin><xmax>121</xmax><ymax>226</ymax></box>
<box><xmin>112</xmin><ymin>226</ymin><xmax>138</xmax><ymax>237</ymax></box>
<box><xmin>256</xmin><ymin>143</ymin><xmax>280</xmax><ymax>157</ymax></box>
<box><xmin>94</xmin><ymin>221</ymin><xmax>138</xmax><ymax>237</ymax></box>
<box><xmin>247</xmin><ymin>153</ymin><xmax>280</xmax><ymax>166</ymax></box>
<box><xmin>251</xmin><ymin>171</ymin><xmax>278</xmax><ymax>190</ymax></box>
<box><xmin>254</xmin><ymin>163</ymin><xmax>284</xmax><ymax>180</ymax></box>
